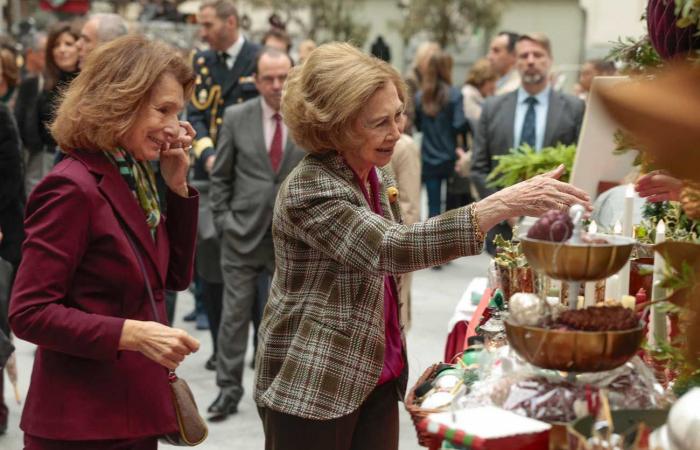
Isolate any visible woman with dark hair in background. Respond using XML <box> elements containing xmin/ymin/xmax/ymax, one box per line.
<box><xmin>415</xmin><ymin>49</ymin><xmax>470</xmax><ymax>220</ymax></box>
<box><xmin>37</xmin><ymin>21</ymin><xmax>80</xmax><ymax>164</ymax></box>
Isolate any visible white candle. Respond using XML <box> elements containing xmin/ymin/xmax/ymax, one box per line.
<box><xmin>584</xmin><ymin>220</ymin><xmax>598</xmax><ymax>307</ymax></box>
<box><xmin>623</xmin><ymin>184</ymin><xmax>635</xmax><ymax>237</ymax></box>
<box><xmin>621</xmin><ymin>295</ymin><xmax>636</xmax><ymax>309</ymax></box>
<box><xmin>650</xmin><ymin>220</ymin><xmax>668</xmax><ymax>347</ymax></box>
<box><xmin>584</xmin><ymin>283</ymin><xmax>596</xmax><ymax>307</ymax></box>
<box><xmin>604</xmin><ymin>274</ymin><xmax>620</xmax><ymax>302</ymax></box>
<box><xmin>617</xmin><ymin>186</ymin><xmax>635</xmax><ymax>297</ymax></box>
<box><xmin>588</xmin><ymin>220</ymin><xmax>598</xmax><ymax>235</ymax></box>
<box><xmin>613</xmin><ymin>220</ymin><xmax>622</xmax><ymax>235</ymax></box>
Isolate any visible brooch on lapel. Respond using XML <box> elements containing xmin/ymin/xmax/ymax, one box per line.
<box><xmin>387</xmin><ymin>186</ymin><xmax>399</xmax><ymax>204</ymax></box>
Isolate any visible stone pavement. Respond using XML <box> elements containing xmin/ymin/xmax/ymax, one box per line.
<box><xmin>1</xmin><ymin>253</ymin><xmax>490</xmax><ymax>449</ymax></box>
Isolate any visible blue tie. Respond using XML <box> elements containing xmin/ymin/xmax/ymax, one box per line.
<box><xmin>520</xmin><ymin>97</ymin><xmax>538</xmax><ymax>148</ymax></box>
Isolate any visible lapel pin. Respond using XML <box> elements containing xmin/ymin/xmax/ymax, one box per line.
<box><xmin>387</xmin><ymin>186</ymin><xmax>399</xmax><ymax>204</ymax></box>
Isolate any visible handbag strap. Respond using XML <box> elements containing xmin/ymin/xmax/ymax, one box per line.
<box><xmin>120</xmin><ymin>225</ymin><xmax>162</xmax><ymax>325</ymax></box>
<box><xmin>118</xmin><ymin>220</ymin><xmax>181</xmax><ymax>380</ymax></box>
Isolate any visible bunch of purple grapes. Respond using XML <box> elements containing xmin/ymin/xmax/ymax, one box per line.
<box><xmin>526</xmin><ymin>210</ymin><xmax>573</xmax><ymax>242</ymax></box>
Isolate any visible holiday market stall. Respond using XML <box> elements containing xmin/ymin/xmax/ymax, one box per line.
<box><xmin>407</xmin><ymin>3</ymin><xmax>700</xmax><ymax>448</ymax></box>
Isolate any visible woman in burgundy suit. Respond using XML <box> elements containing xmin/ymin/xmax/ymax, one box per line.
<box><xmin>9</xmin><ymin>34</ymin><xmax>201</xmax><ymax>449</ymax></box>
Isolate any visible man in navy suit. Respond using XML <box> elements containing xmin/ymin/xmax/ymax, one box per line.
<box><xmin>471</xmin><ymin>32</ymin><xmax>585</xmax><ymax>255</ymax></box>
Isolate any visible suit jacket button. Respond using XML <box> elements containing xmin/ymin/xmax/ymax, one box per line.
<box><xmin>216</xmin><ymin>117</ymin><xmax>222</xmax><ymax>125</ymax></box>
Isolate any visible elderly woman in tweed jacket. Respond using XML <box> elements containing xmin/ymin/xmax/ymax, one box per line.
<box><xmin>254</xmin><ymin>42</ymin><xmax>591</xmax><ymax>450</ymax></box>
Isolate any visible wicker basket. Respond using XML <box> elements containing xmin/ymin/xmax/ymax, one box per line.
<box><xmin>404</xmin><ymin>364</ymin><xmax>444</xmax><ymax>450</ymax></box>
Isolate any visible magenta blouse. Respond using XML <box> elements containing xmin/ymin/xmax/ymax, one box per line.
<box><xmin>349</xmin><ymin>164</ymin><xmax>405</xmax><ymax>385</ymax></box>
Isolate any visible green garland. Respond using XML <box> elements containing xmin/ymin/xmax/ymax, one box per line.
<box><xmin>636</xmin><ymin>201</ymin><xmax>700</xmax><ymax>243</ymax></box>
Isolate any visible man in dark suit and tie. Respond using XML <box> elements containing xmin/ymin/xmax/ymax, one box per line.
<box><xmin>208</xmin><ymin>47</ymin><xmax>305</xmax><ymax>421</ymax></box>
<box><xmin>471</xmin><ymin>32</ymin><xmax>585</xmax><ymax>255</ymax></box>
<box><xmin>188</xmin><ymin>0</ymin><xmax>261</xmax><ymax>370</ymax></box>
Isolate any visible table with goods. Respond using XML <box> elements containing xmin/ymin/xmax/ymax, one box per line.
<box><xmin>406</xmin><ymin>204</ymin><xmax>700</xmax><ymax>450</ymax></box>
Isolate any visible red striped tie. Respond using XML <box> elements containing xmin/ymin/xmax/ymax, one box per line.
<box><xmin>270</xmin><ymin>113</ymin><xmax>283</xmax><ymax>172</ymax></box>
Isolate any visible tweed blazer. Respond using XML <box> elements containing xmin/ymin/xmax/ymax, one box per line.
<box><xmin>254</xmin><ymin>151</ymin><xmax>484</xmax><ymax>420</ymax></box>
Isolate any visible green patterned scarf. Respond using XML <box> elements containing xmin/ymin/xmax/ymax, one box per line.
<box><xmin>105</xmin><ymin>148</ymin><xmax>161</xmax><ymax>238</ymax></box>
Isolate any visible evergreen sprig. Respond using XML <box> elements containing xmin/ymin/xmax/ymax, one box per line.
<box><xmin>607</xmin><ymin>35</ymin><xmax>663</xmax><ymax>73</ymax></box>
<box><xmin>486</xmin><ymin>144</ymin><xmax>576</xmax><ymax>189</ymax></box>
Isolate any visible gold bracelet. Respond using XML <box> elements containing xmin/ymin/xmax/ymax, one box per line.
<box><xmin>469</xmin><ymin>203</ymin><xmax>485</xmax><ymax>242</ymax></box>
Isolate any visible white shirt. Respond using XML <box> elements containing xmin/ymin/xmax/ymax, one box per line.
<box><xmin>221</xmin><ymin>35</ymin><xmax>245</xmax><ymax>69</ymax></box>
<box><xmin>513</xmin><ymin>85</ymin><xmax>551</xmax><ymax>151</ymax></box>
<box><xmin>261</xmin><ymin>97</ymin><xmax>287</xmax><ymax>153</ymax></box>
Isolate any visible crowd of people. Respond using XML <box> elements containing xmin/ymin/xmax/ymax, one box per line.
<box><xmin>0</xmin><ymin>0</ymin><xmax>604</xmax><ymax>448</ymax></box>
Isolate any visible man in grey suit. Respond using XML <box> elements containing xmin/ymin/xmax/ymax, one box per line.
<box><xmin>208</xmin><ymin>47</ymin><xmax>305</xmax><ymax>421</ymax></box>
<box><xmin>471</xmin><ymin>32</ymin><xmax>585</xmax><ymax>255</ymax></box>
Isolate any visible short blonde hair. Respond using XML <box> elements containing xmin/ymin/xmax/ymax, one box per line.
<box><xmin>412</xmin><ymin>41</ymin><xmax>440</xmax><ymax>77</ymax></box>
<box><xmin>465</xmin><ymin>58</ymin><xmax>497</xmax><ymax>88</ymax></box>
<box><xmin>52</xmin><ymin>34</ymin><xmax>194</xmax><ymax>153</ymax></box>
<box><xmin>282</xmin><ymin>42</ymin><xmax>406</xmax><ymax>155</ymax></box>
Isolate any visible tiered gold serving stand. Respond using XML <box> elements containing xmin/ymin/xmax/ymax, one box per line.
<box><xmin>503</xmin><ymin>212</ymin><xmax>646</xmax><ymax>449</ymax></box>
<box><xmin>506</xmin><ymin>233</ymin><xmax>643</xmax><ymax>373</ymax></box>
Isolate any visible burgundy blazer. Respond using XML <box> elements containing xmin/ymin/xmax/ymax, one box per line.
<box><xmin>9</xmin><ymin>150</ymin><xmax>198</xmax><ymax>440</ymax></box>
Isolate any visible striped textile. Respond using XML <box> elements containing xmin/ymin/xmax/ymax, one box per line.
<box><xmin>254</xmin><ymin>150</ymin><xmax>484</xmax><ymax>420</ymax></box>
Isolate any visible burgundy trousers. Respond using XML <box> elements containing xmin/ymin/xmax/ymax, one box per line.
<box><xmin>259</xmin><ymin>380</ymin><xmax>400</xmax><ymax>450</ymax></box>
<box><xmin>24</xmin><ymin>435</ymin><xmax>157</xmax><ymax>450</ymax></box>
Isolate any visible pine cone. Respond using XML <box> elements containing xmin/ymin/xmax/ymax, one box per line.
<box><xmin>680</xmin><ymin>181</ymin><xmax>700</xmax><ymax>220</ymax></box>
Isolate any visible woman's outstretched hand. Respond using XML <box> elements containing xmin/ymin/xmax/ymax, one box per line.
<box><xmin>635</xmin><ymin>170</ymin><xmax>682</xmax><ymax>203</ymax></box>
<box><xmin>119</xmin><ymin>320</ymin><xmax>200</xmax><ymax>370</ymax></box>
<box><xmin>506</xmin><ymin>164</ymin><xmax>592</xmax><ymax>217</ymax></box>
<box><xmin>475</xmin><ymin>164</ymin><xmax>592</xmax><ymax>233</ymax></box>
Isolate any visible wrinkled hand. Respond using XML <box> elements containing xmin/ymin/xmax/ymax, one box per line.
<box><xmin>119</xmin><ymin>319</ymin><xmax>200</xmax><ymax>370</ymax></box>
<box><xmin>160</xmin><ymin>121</ymin><xmax>196</xmax><ymax>197</ymax></box>
<box><xmin>635</xmin><ymin>170</ymin><xmax>682</xmax><ymax>203</ymax></box>
<box><xmin>499</xmin><ymin>164</ymin><xmax>592</xmax><ymax>217</ymax></box>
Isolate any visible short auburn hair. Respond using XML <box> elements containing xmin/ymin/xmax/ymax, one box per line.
<box><xmin>52</xmin><ymin>34</ymin><xmax>194</xmax><ymax>153</ymax></box>
<box><xmin>282</xmin><ymin>42</ymin><xmax>406</xmax><ymax>155</ymax></box>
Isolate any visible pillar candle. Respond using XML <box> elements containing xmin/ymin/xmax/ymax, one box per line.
<box><xmin>584</xmin><ymin>221</ymin><xmax>598</xmax><ymax>306</ymax></box>
<box><xmin>617</xmin><ymin>185</ymin><xmax>635</xmax><ymax>297</ymax></box>
<box><xmin>604</xmin><ymin>274</ymin><xmax>620</xmax><ymax>302</ymax></box>
<box><xmin>650</xmin><ymin>220</ymin><xmax>668</xmax><ymax>347</ymax></box>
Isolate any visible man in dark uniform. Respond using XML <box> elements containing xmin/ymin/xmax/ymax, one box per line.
<box><xmin>187</xmin><ymin>0</ymin><xmax>260</xmax><ymax>385</ymax></box>
<box><xmin>190</xmin><ymin>0</ymin><xmax>260</xmax><ymax>171</ymax></box>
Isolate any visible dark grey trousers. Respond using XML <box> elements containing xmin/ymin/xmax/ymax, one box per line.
<box><xmin>216</xmin><ymin>233</ymin><xmax>274</xmax><ymax>400</ymax></box>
